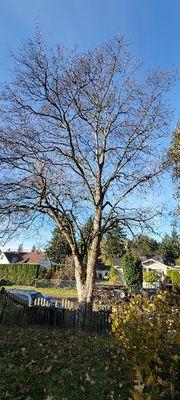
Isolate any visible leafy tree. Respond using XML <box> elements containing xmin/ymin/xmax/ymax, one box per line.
<box><xmin>109</xmin><ymin>266</ymin><xmax>121</xmax><ymax>283</ymax></box>
<box><xmin>122</xmin><ymin>252</ymin><xmax>143</xmax><ymax>293</ymax></box>
<box><xmin>160</xmin><ymin>228</ymin><xmax>180</xmax><ymax>265</ymax></box>
<box><xmin>0</xmin><ymin>33</ymin><xmax>174</xmax><ymax>305</ymax></box>
<box><xmin>130</xmin><ymin>235</ymin><xmax>159</xmax><ymax>258</ymax></box>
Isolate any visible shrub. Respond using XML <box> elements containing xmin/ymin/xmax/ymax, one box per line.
<box><xmin>167</xmin><ymin>270</ymin><xmax>180</xmax><ymax>287</ymax></box>
<box><xmin>122</xmin><ymin>252</ymin><xmax>142</xmax><ymax>293</ymax></box>
<box><xmin>0</xmin><ymin>264</ymin><xmax>44</xmax><ymax>285</ymax></box>
<box><xmin>111</xmin><ymin>292</ymin><xmax>180</xmax><ymax>399</ymax></box>
<box><xmin>109</xmin><ymin>266</ymin><xmax>120</xmax><ymax>283</ymax></box>
<box><xmin>143</xmin><ymin>270</ymin><xmax>160</xmax><ymax>284</ymax></box>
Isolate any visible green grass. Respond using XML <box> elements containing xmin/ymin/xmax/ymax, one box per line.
<box><xmin>1</xmin><ymin>285</ymin><xmax>77</xmax><ymax>298</ymax></box>
<box><xmin>0</xmin><ymin>326</ymin><xmax>131</xmax><ymax>400</ymax></box>
<box><xmin>1</xmin><ymin>281</ymin><xmax>123</xmax><ymax>299</ymax></box>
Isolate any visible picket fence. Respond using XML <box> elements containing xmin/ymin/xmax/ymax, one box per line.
<box><xmin>0</xmin><ymin>288</ymin><xmax>111</xmax><ymax>334</ymax></box>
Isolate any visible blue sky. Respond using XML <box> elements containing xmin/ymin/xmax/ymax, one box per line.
<box><xmin>0</xmin><ymin>0</ymin><xmax>179</xmax><ymax>250</ymax></box>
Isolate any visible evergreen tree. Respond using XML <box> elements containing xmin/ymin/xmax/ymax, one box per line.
<box><xmin>130</xmin><ymin>235</ymin><xmax>159</xmax><ymax>258</ymax></box>
<box><xmin>160</xmin><ymin>228</ymin><xmax>180</xmax><ymax>265</ymax></box>
<box><xmin>104</xmin><ymin>225</ymin><xmax>126</xmax><ymax>261</ymax></box>
<box><xmin>17</xmin><ymin>243</ymin><xmax>23</xmax><ymax>252</ymax></box>
<box><xmin>31</xmin><ymin>244</ymin><xmax>36</xmax><ymax>252</ymax></box>
<box><xmin>122</xmin><ymin>252</ymin><xmax>143</xmax><ymax>293</ymax></box>
<box><xmin>46</xmin><ymin>227</ymin><xmax>72</xmax><ymax>264</ymax></box>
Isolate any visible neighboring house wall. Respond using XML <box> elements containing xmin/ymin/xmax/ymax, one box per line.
<box><xmin>0</xmin><ymin>253</ymin><xmax>10</xmax><ymax>264</ymax></box>
<box><xmin>142</xmin><ymin>259</ymin><xmax>168</xmax><ymax>277</ymax></box>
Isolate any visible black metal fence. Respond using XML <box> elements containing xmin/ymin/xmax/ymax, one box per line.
<box><xmin>0</xmin><ymin>288</ymin><xmax>111</xmax><ymax>334</ymax></box>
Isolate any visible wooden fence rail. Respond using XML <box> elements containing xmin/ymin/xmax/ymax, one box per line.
<box><xmin>0</xmin><ymin>288</ymin><xmax>111</xmax><ymax>334</ymax></box>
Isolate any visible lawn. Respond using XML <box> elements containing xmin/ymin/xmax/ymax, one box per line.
<box><xmin>2</xmin><ymin>285</ymin><xmax>78</xmax><ymax>299</ymax></box>
<box><xmin>0</xmin><ymin>326</ymin><xmax>131</xmax><ymax>400</ymax></box>
<box><xmin>2</xmin><ymin>281</ymin><xmax>118</xmax><ymax>299</ymax></box>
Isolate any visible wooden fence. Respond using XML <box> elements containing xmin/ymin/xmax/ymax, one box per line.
<box><xmin>0</xmin><ymin>288</ymin><xmax>111</xmax><ymax>334</ymax></box>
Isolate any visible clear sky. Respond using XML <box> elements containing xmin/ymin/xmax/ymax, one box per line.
<box><xmin>0</xmin><ymin>0</ymin><xmax>179</xmax><ymax>250</ymax></box>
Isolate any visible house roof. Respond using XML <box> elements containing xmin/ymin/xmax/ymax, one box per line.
<box><xmin>96</xmin><ymin>264</ymin><xmax>111</xmax><ymax>271</ymax></box>
<box><xmin>142</xmin><ymin>259</ymin><xmax>168</xmax><ymax>267</ymax></box>
<box><xmin>4</xmin><ymin>252</ymin><xmax>46</xmax><ymax>265</ymax></box>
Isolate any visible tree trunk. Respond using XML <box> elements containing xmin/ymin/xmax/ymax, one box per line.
<box><xmin>84</xmin><ymin>203</ymin><xmax>101</xmax><ymax>300</ymax></box>
<box><xmin>73</xmin><ymin>254</ymin><xmax>86</xmax><ymax>302</ymax></box>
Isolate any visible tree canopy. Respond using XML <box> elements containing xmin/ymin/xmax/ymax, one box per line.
<box><xmin>0</xmin><ymin>33</ymin><xmax>175</xmax><ymax>303</ymax></box>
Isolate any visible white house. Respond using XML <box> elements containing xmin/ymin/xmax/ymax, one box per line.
<box><xmin>111</xmin><ymin>256</ymin><xmax>180</xmax><ymax>287</ymax></box>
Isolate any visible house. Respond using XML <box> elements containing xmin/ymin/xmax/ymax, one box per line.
<box><xmin>96</xmin><ymin>264</ymin><xmax>111</xmax><ymax>280</ymax></box>
<box><xmin>111</xmin><ymin>256</ymin><xmax>180</xmax><ymax>287</ymax></box>
<box><xmin>0</xmin><ymin>251</ymin><xmax>52</xmax><ymax>268</ymax></box>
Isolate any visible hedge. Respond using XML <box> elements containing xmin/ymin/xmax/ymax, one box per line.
<box><xmin>0</xmin><ymin>264</ymin><xmax>45</xmax><ymax>285</ymax></box>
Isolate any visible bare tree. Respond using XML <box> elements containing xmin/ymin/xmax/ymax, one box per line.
<box><xmin>0</xmin><ymin>33</ymin><xmax>175</xmax><ymax>305</ymax></box>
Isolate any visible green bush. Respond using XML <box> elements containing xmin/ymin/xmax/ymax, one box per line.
<box><xmin>109</xmin><ymin>266</ymin><xmax>120</xmax><ymax>283</ymax></box>
<box><xmin>122</xmin><ymin>252</ymin><xmax>142</xmax><ymax>293</ymax></box>
<box><xmin>143</xmin><ymin>270</ymin><xmax>160</xmax><ymax>284</ymax></box>
<box><xmin>167</xmin><ymin>270</ymin><xmax>180</xmax><ymax>287</ymax></box>
<box><xmin>0</xmin><ymin>264</ymin><xmax>44</xmax><ymax>285</ymax></box>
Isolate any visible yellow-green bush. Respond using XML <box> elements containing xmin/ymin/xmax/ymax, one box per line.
<box><xmin>111</xmin><ymin>292</ymin><xmax>180</xmax><ymax>399</ymax></box>
<box><xmin>167</xmin><ymin>269</ymin><xmax>180</xmax><ymax>287</ymax></box>
<box><xmin>143</xmin><ymin>270</ymin><xmax>160</xmax><ymax>284</ymax></box>
<box><xmin>109</xmin><ymin>266</ymin><xmax>120</xmax><ymax>283</ymax></box>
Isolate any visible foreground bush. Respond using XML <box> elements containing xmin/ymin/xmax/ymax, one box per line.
<box><xmin>111</xmin><ymin>292</ymin><xmax>180</xmax><ymax>399</ymax></box>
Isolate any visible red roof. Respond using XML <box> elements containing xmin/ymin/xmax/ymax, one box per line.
<box><xmin>4</xmin><ymin>252</ymin><xmax>46</xmax><ymax>265</ymax></box>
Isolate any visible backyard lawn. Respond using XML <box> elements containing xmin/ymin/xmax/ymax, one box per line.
<box><xmin>0</xmin><ymin>326</ymin><xmax>130</xmax><ymax>400</ymax></box>
<box><xmin>1</xmin><ymin>281</ymin><xmax>116</xmax><ymax>299</ymax></box>
<box><xmin>1</xmin><ymin>285</ymin><xmax>78</xmax><ymax>299</ymax></box>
